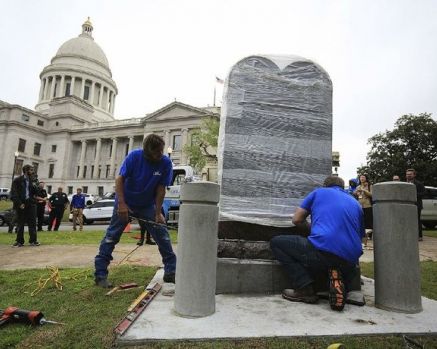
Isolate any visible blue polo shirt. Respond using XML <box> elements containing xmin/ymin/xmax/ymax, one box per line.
<box><xmin>300</xmin><ymin>186</ymin><xmax>365</xmax><ymax>263</ymax></box>
<box><xmin>71</xmin><ymin>194</ymin><xmax>86</xmax><ymax>209</ymax></box>
<box><xmin>119</xmin><ymin>149</ymin><xmax>173</xmax><ymax>208</ymax></box>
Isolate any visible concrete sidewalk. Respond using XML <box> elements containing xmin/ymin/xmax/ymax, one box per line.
<box><xmin>118</xmin><ymin>270</ymin><xmax>437</xmax><ymax>344</ymax></box>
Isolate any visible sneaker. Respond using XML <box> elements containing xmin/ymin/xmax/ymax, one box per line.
<box><xmin>145</xmin><ymin>240</ymin><xmax>156</xmax><ymax>245</ymax></box>
<box><xmin>282</xmin><ymin>286</ymin><xmax>318</xmax><ymax>304</ymax></box>
<box><xmin>329</xmin><ymin>268</ymin><xmax>345</xmax><ymax>311</ymax></box>
<box><xmin>30</xmin><ymin>242</ymin><xmax>41</xmax><ymax>246</ymax></box>
<box><xmin>95</xmin><ymin>278</ymin><xmax>113</xmax><ymax>288</ymax></box>
<box><xmin>137</xmin><ymin>239</ymin><xmax>144</xmax><ymax>246</ymax></box>
<box><xmin>163</xmin><ymin>273</ymin><xmax>175</xmax><ymax>283</ymax></box>
<box><xmin>12</xmin><ymin>242</ymin><xmax>23</xmax><ymax>247</ymax></box>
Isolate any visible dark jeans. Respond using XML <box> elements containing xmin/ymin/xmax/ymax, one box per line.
<box><xmin>95</xmin><ymin>204</ymin><xmax>176</xmax><ymax>280</ymax></box>
<box><xmin>270</xmin><ymin>235</ymin><xmax>356</xmax><ymax>291</ymax></box>
<box><xmin>15</xmin><ymin>203</ymin><xmax>37</xmax><ymax>244</ymax></box>
<box><xmin>48</xmin><ymin>206</ymin><xmax>64</xmax><ymax>230</ymax></box>
<box><xmin>139</xmin><ymin>220</ymin><xmax>152</xmax><ymax>241</ymax></box>
<box><xmin>37</xmin><ymin>204</ymin><xmax>45</xmax><ymax>230</ymax></box>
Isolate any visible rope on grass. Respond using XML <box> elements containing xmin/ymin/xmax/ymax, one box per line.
<box><xmin>113</xmin><ymin>245</ymin><xmax>141</xmax><ymax>267</ymax></box>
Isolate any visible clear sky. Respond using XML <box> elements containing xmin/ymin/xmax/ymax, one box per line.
<box><xmin>1</xmin><ymin>0</ymin><xmax>436</xmax><ymax>181</ymax></box>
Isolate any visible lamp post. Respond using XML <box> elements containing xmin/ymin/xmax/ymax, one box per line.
<box><xmin>11</xmin><ymin>151</ymin><xmax>19</xmax><ymax>183</ymax></box>
<box><xmin>167</xmin><ymin>146</ymin><xmax>173</xmax><ymax>159</ymax></box>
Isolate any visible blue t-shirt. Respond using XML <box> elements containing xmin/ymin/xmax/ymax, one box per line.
<box><xmin>300</xmin><ymin>186</ymin><xmax>365</xmax><ymax>264</ymax></box>
<box><xmin>118</xmin><ymin>149</ymin><xmax>173</xmax><ymax>208</ymax></box>
<box><xmin>71</xmin><ymin>194</ymin><xmax>86</xmax><ymax>209</ymax></box>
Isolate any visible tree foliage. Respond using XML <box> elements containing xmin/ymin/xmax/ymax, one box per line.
<box><xmin>183</xmin><ymin>116</ymin><xmax>219</xmax><ymax>172</ymax></box>
<box><xmin>357</xmin><ymin>113</ymin><xmax>437</xmax><ymax>186</ymax></box>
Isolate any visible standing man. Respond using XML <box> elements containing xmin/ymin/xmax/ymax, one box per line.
<box><xmin>70</xmin><ymin>187</ymin><xmax>86</xmax><ymax>231</ymax></box>
<box><xmin>36</xmin><ymin>181</ymin><xmax>48</xmax><ymax>231</ymax></box>
<box><xmin>48</xmin><ymin>187</ymin><xmax>69</xmax><ymax>231</ymax></box>
<box><xmin>270</xmin><ymin>176</ymin><xmax>364</xmax><ymax>311</ymax></box>
<box><xmin>10</xmin><ymin>164</ymin><xmax>40</xmax><ymax>247</ymax></box>
<box><xmin>94</xmin><ymin>134</ymin><xmax>176</xmax><ymax>288</ymax></box>
<box><xmin>406</xmin><ymin>168</ymin><xmax>425</xmax><ymax>241</ymax></box>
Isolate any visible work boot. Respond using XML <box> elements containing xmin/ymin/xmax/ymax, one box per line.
<box><xmin>282</xmin><ymin>285</ymin><xmax>318</xmax><ymax>304</ymax></box>
<box><xmin>12</xmin><ymin>242</ymin><xmax>23</xmax><ymax>247</ymax></box>
<box><xmin>329</xmin><ymin>268</ymin><xmax>345</xmax><ymax>311</ymax></box>
<box><xmin>163</xmin><ymin>273</ymin><xmax>175</xmax><ymax>284</ymax></box>
<box><xmin>136</xmin><ymin>239</ymin><xmax>144</xmax><ymax>246</ymax></box>
<box><xmin>95</xmin><ymin>278</ymin><xmax>113</xmax><ymax>288</ymax></box>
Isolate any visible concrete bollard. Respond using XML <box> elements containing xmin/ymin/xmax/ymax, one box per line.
<box><xmin>373</xmin><ymin>182</ymin><xmax>422</xmax><ymax>313</ymax></box>
<box><xmin>174</xmin><ymin>181</ymin><xmax>220</xmax><ymax>317</ymax></box>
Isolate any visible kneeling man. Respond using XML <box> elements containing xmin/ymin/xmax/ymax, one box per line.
<box><xmin>270</xmin><ymin>176</ymin><xmax>364</xmax><ymax>311</ymax></box>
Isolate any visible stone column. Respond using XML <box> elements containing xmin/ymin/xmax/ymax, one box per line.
<box><xmin>373</xmin><ymin>182</ymin><xmax>422</xmax><ymax>313</ymax></box>
<box><xmin>181</xmin><ymin>128</ymin><xmax>189</xmax><ymax>164</ymax></box>
<box><xmin>105</xmin><ymin>90</ymin><xmax>111</xmax><ymax>111</ymax></box>
<box><xmin>174</xmin><ymin>182</ymin><xmax>220</xmax><ymax>317</ymax></box>
<box><xmin>110</xmin><ymin>94</ymin><xmax>116</xmax><ymax>114</ymax></box>
<box><xmin>90</xmin><ymin>82</ymin><xmax>95</xmax><ymax>106</ymax></box>
<box><xmin>49</xmin><ymin>76</ymin><xmax>56</xmax><ymax>100</ymax></box>
<box><xmin>109</xmin><ymin>137</ymin><xmax>117</xmax><ymax>178</ymax></box>
<box><xmin>43</xmin><ymin>77</ymin><xmax>49</xmax><ymax>100</ymax></box>
<box><xmin>93</xmin><ymin>138</ymin><xmax>102</xmax><ymax>179</ymax></box>
<box><xmin>128</xmin><ymin>136</ymin><xmax>134</xmax><ymax>153</ymax></box>
<box><xmin>38</xmin><ymin>79</ymin><xmax>44</xmax><ymax>102</ymax></box>
<box><xmin>71</xmin><ymin>76</ymin><xmax>76</xmax><ymax>97</ymax></box>
<box><xmin>98</xmin><ymin>85</ymin><xmax>104</xmax><ymax>108</ymax></box>
<box><xmin>80</xmin><ymin>78</ymin><xmax>85</xmax><ymax>100</ymax></box>
<box><xmin>78</xmin><ymin>140</ymin><xmax>87</xmax><ymax>179</ymax></box>
<box><xmin>163</xmin><ymin>130</ymin><xmax>170</xmax><ymax>152</ymax></box>
<box><xmin>59</xmin><ymin>75</ymin><xmax>65</xmax><ymax>98</ymax></box>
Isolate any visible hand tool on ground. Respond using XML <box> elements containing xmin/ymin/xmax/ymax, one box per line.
<box><xmin>0</xmin><ymin>307</ymin><xmax>65</xmax><ymax>326</ymax></box>
<box><xmin>105</xmin><ymin>282</ymin><xmax>139</xmax><ymax>296</ymax></box>
<box><xmin>114</xmin><ymin>283</ymin><xmax>161</xmax><ymax>336</ymax></box>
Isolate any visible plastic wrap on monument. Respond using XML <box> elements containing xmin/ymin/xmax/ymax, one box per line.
<box><xmin>217</xmin><ymin>55</ymin><xmax>332</xmax><ymax>227</ymax></box>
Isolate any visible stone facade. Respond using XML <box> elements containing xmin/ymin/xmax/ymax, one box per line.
<box><xmin>0</xmin><ymin>19</ymin><xmax>219</xmax><ymax>195</ymax></box>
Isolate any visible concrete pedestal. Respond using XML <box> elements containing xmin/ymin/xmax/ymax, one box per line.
<box><xmin>373</xmin><ymin>182</ymin><xmax>422</xmax><ymax>313</ymax></box>
<box><xmin>174</xmin><ymin>182</ymin><xmax>220</xmax><ymax>317</ymax></box>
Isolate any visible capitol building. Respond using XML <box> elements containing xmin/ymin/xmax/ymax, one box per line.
<box><xmin>0</xmin><ymin>19</ymin><xmax>219</xmax><ymax>196</ymax></box>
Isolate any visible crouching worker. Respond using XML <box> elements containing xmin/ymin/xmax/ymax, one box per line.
<box><xmin>270</xmin><ymin>176</ymin><xmax>364</xmax><ymax>311</ymax></box>
<box><xmin>94</xmin><ymin>134</ymin><xmax>177</xmax><ymax>288</ymax></box>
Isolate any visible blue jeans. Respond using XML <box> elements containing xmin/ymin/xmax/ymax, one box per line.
<box><xmin>94</xmin><ymin>204</ymin><xmax>176</xmax><ymax>280</ymax></box>
<box><xmin>270</xmin><ymin>235</ymin><xmax>356</xmax><ymax>290</ymax></box>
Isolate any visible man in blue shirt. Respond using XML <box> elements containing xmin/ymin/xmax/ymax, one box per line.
<box><xmin>70</xmin><ymin>187</ymin><xmax>86</xmax><ymax>231</ymax></box>
<box><xmin>94</xmin><ymin>134</ymin><xmax>177</xmax><ymax>288</ymax></box>
<box><xmin>270</xmin><ymin>176</ymin><xmax>364</xmax><ymax>311</ymax></box>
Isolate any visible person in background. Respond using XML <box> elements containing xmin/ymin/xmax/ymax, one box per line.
<box><xmin>48</xmin><ymin>187</ymin><xmax>69</xmax><ymax>231</ymax></box>
<box><xmin>392</xmin><ymin>175</ymin><xmax>400</xmax><ymax>181</ymax></box>
<box><xmin>354</xmin><ymin>174</ymin><xmax>373</xmax><ymax>246</ymax></box>
<box><xmin>10</xmin><ymin>164</ymin><xmax>39</xmax><ymax>247</ymax></box>
<box><xmin>36</xmin><ymin>181</ymin><xmax>47</xmax><ymax>231</ymax></box>
<box><xmin>137</xmin><ymin>221</ymin><xmax>156</xmax><ymax>245</ymax></box>
<box><xmin>70</xmin><ymin>187</ymin><xmax>86</xmax><ymax>231</ymax></box>
<box><xmin>270</xmin><ymin>176</ymin><xmax>364</xmax><ymax>311</ymax></box>
<box><xmin>406</xmin><ymin>168</ymin><xmax>425</xmax><ymax>241</ymax></box>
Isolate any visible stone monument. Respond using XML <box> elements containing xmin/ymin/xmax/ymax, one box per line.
<box><xmin>217</xmin><ymin>55</ymin><xmax>335</xmax><ymax>294</ymax></box>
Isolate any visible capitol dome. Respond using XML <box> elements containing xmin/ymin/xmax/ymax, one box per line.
<box><xmin>36</xmin><ymin>18</ymin><xmax>117</xmax><ymax>121</ymax></box>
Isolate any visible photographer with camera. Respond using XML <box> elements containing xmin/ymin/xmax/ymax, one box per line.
<box><xmin>10</xmin><ymin>164</ymin><xmax>40</xmax><ymax>247</ymax></box>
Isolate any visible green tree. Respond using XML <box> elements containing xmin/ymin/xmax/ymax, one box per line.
<box><xmin>357</xmin><ymin>113</ymin><xmax>437</xmax><ymax>186</ymax></box>
<box><xmin>183</xmin><ymin>116</ymin><xmax>219</xmax><ymax>172</ymax></box>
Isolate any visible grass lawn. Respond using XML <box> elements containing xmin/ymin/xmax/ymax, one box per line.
<box><xmin>1</xmin><ymin>262</ymin><xmax>436</xmax><ymax>348</ymax></box>
<box><xmin>0</xmin><ymin>229</ymin><xmax>178</xmax><ymax>245</ymax></box>
<box><xmin>424</xmin><ymin>229</ymin><xmax>437</xmax><ymax>238</ymax></box>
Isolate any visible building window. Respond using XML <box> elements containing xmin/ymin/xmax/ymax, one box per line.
<box><xmin>98</xmin><ymin>186</ymin><xmax>104</xmax><ymax>197</ymax></box>
<box><xmin>37</xmin><ymin>120</ymin><xmax>44</xmax><ymax>126</ymax></box>
<box><xmin>47</xmin><ymin>185</ymin><xmax>52</xmax><ymax>194</ymax></box>
<box><xmin>84</xmin><ymin>86</ymin><xmax>90</xmax><ymax>100</ymax></box>
<box><xmin>65</xmin><ymin>83</ymin><xmax>71</xmax><ymax>96</ymax></box>
<box><xmin>173</xmin><ymin>135</ymin><xmax>182</xmax><ymax>151</ymax></box>
<box><xmin>83</xmin><ymin>166</ymin><xmax>87</xmax><ymax>178</ymax></box>
<box><xmin>91</xmin><ymin>165</ymin><xmax>94</xmax><ymax>178</ymax></box>
<box><xmin>55</xmin><ymin>121</ymin><xmax>59</xmax><ymax>126</ymax></box>
<box><xmin>48</xmin><ymin>164</ymin><xmax>54</xmax><ymax>178</ymax></box>
<box><xmin>82</xmin><ymin>186</ymin><xmax>88</xmax><ymax>194</ymax></box>
<box><xmin>14</xmin><ymin>159</ymin><xmax>23</xmax><ymax>176</ymax></box>
<box><xmin>67</xmin><ymin>186</ymin><xmax>73</xmax><ymax>195</ymax></box>
<box><xmin>76</xmin><ymin>166</ymin><xmax>80</xmax><ymax>178</ymax></box>
<box><xmin>106</xmin><ymin>165</ymin><xmax>110</xmax><ymax>178</ymax></box>
<box><xmin>53</xmin><ymin>83</ymin><xmax>57</xmax><ymax>97</ymax></box>
<box><xmin>32</xmin><ymin>162</ymin><xmax>39</xmax><ymax>175</ymax></box>
<box><xmin>18</xmin><ymin>138</ymin><xmax>26</xmax><ymax>152</ymax></box>
<box><xmin>51</xmin><ymin>145</ymin><xmax>57</xmax><ymax>153</ymax></box>
<box><xmin>33</xmin><ymin>143</ymin><xmax>41</xmax><ymax>156</ymax></box>
<box><xmin>109</xmin><ymin>144</ymin><xmax>113</xmax><ymax>157</ymax></box>
<box><xmin>22</xmin><ymin>114</ymin><xmax>30</xmax><ymax>122</ymax></box>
